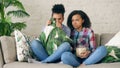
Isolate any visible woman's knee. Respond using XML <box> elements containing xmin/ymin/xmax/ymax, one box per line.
<box><xmin>30</xmin><ymin>40</ymin><xmax>42</xmax><ymax>48</ymax></box>
<box><xmin>98</xmin><ymin>46</ymin><xmax>107</xmax><ymax>53</ymax></box>
<box><xmin>31</xmin><ymin>40</ymin><xmax>40</xmax><ymax>44</ymax></box>
<box><xmin>94</xmin><ymin>45</ymin><xmax>107</xmax><ymax>56</ymax></box>
<box><xmin>61</xmin><ymin>52</ymin><xmax>72</xmax><ymax>60</ymax></box>
<box><xmin>61</xmin><ymin>42</ymin><xmax>71</xmax><ymax>49</ymax></box>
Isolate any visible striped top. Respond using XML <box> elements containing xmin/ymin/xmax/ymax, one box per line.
<box><xmin>71</xmin><ymin>27</ymin><xmax>96</xmax><ymax>52</ymax></box>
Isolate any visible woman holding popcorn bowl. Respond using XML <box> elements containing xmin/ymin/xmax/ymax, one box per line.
<box><xmin>61</xmin><ymin>10</ymin><xmax>107</xmax><ymax>67</ymax></box>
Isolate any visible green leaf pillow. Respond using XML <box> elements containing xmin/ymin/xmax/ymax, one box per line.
<box><xmin>39</xmin><ymin>27</ymin><xmax>72</xmax><ymax>55</ymax></box>
<box><xmin>101</xmin><ymin>46</ymin><xmax>120</xmax><ymax>63</ymax></box>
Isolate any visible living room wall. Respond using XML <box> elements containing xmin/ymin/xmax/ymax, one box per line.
<box><xmin>18</xmin><ymin>0</ymin><xmax>120</xmax><ymax>36</ymax></box>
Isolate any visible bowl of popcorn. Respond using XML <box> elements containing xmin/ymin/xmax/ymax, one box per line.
<box><xmin>76</xmin><ymin>46</ymin><xmax>91</xmax><ymax>58</ymax></box>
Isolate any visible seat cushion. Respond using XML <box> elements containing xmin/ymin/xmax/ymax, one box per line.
<box><xmin>78</xmin><ymin>62</ymin><xmax>120</xmax><ymax>68</ymax></box>
<box><xmin>3</xmin><ymin>62</ymin><xmax>73</xmax><ymax>68</ymax></box>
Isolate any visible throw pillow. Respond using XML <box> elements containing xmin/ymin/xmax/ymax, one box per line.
<box><xmin>105</xmin><ymin>31</ymin><xmax>120</xmax><ymax>48</ymax></box>
<box><xmin>14</xmin><ymin>30</ymin><xmax>33</xmax><ymax>62</ymax></box>
<box><xmin>101</xmin><ymin>46</ymin><xmax>120</xmax><ymax>63</ymax></box>
<box><xmin>39</xmin><ymin>18</ymin><xmax>72</xmax><ymax>55</ymax></box>
<box><xmin>103</xmin><ymin>31</ymin><xmax>120</xmax><ymax>63</ymax></box>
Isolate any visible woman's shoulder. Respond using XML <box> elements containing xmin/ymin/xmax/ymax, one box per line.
<box><xmin>83</xmin><ymin>27</ymin><xmax>94</xmax><ymax>33</ymax></box>
<box><xmin>62</xmin><ymin>24</ymin><xmax>71</xmax><ymax>37</ymax></box>
<box><xmin>83</xmin><ymin>27</ymin><xmax>93</xmax><ymax>31</ymax></box>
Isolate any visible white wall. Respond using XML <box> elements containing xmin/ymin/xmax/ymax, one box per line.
<box><xmin>19</xmin><ymin>0</ymin><xmax>120</xmax><ymax>36</ymax></box>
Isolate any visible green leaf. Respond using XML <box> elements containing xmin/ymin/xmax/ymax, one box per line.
<box><xmin>0</xmin><ymin>23</ymin><xmax>4</xmax><ymax>36</ymax></box>
<box><xmin>4</xmin><ymin>0</ymin><xmax>25</xmax><ymax>10</ymax></box>
<box><xmin>4</xmin><ymin>0</ymin><xmax>12</xmax><ymax>8</ymax></box>
<box><xmin>0</xmin><ymin>3</ymin><xmax>2</xmax><ymax>12</ymax></box>
<box><xmin>39</xmin><ymin>32</ymin><xmax>46</xmax><ymax>47</ymax></box>
<box><xmin>4</xmin><ymin>0</ymin><xmax>15</xmax><ymax>8</ymax></box>
<box><xmin>11</xmin><ymin>0</ymin><xmax>25</xmax><ymax>10</ymax></box>
<box><xmin>0</xmin><ymin>22</ymin><xmax>12</xmax><ymax>36</ymax></box>
<box><xmin>0</xmin><ymin>0</ymin><xmax>29</xmax><ymax>36</ymax></box>
<box><xmin>0</xmin><ymin>13</ymin><xmax>1</xmax><ymax>18</ymax></box>
<box><xmin>7</xmin><ymin>10</ymin><xmax>30</xmax><ymax>17</ymax></box>
<box><xmin>11</xmin><ymin>22</ymin><xmax>27</xmax><ymax>31</ymax></box>
<box><xmin>5</xmin><ymin>16</ymin><xmax>12</xmax><ymax>22</ymax></box>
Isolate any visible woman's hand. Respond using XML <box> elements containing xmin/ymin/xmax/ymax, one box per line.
<box><xmin>46</xmin><ymin>20</ymin><xmax>51</xmax><ymax>26</ymax></box>
<box><xmin>46</xmin><ymin>20</ymin><xmax>62</xmax><ymax>29</ymax></box>
<box><xmin>78</xmin><ymin>50</ymin><xmax>90</xmax><ymax>58</ymax></box>
<box><xmin>56</xmin><ymin>22</ymin><xmax>62</xmax><ymax>29</ymax></box>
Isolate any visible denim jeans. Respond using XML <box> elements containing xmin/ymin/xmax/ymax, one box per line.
<box><xmin>30</xmin><ymin>40</ymin><xmax>71</xmax><ymax>63</ymax></box>
<box><xmin>61</xmin><ymin>46</ymin><xmax>107</xmax><ymax>67</ymax></box>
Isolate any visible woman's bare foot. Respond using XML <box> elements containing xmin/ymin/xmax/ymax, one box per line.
<box><xmin>77</xmin><ymin>64</ymin><xmax>86</xmax><ymax>68</ymax></box>
<box><xmin>80</xmin><ymin>64</ymin><xmax>86</xmax><ymax>66</ymax></box>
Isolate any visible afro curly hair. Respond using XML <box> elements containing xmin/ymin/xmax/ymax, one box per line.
<box><xmin>52</xmin><ymin>4</ymin><xmax>65</xmax><ymax>15</ymax></box>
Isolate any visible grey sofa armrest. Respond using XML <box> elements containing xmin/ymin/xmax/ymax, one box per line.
<box><xmin>0</xmin><ymin>42</ymin><xmax>4</xmax><ymax>68</ymax></box>
<box><xmin>0</xmin><ymin>36</ymin><xmax>17</xmax><ymax>64</ymax></box>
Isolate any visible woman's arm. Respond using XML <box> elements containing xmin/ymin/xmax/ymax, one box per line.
<box><xmin>89</xmin><ymin>29</ymin><xmax>96</xmax><ymax>52</ymax></box>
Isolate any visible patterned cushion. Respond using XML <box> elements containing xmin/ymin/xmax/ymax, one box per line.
<box><xmin>14</xmin><ymin>30</ymin><xmax>33</xmax><ymax>62</ymax></box>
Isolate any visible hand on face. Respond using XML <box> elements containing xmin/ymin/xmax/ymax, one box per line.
<box><xmin>46</xmin><ymin>13</ymin><xmax>64</xmax><ymax>28</ymax></box>
<box><xmin>46</xmin><ymin>20</ymin><xmax>62</xmax><ymax>28</ymax></box>
<box><xmin>53</xmin><ymin>13</ymin><xmax>64</xmax><ymax>28</ymax></box>
<box><xmin>46</xmin><ymin>20</ymin><xmax>51</xmax><ymax>26</ymax></box>
<box><xmin>56</xmin><ymin>21</ymin><xmax>62</xmax><ymax>28</ymax></box>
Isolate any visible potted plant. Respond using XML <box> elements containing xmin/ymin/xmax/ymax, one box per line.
<box><xmin>0</xmin><ymin>0</ymin><xmax>30</xmax><ymax>36</ymax></box>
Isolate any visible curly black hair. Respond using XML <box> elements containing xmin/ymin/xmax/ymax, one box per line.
<box><xmin>67</xmin><ymin>10</ymin><xmax>91</xmax><ymax>31</ymax></box>
<box><xmin>52</xmin><ymin>4</ymin><xmax>65</xmax><ymax>16</ymax></box>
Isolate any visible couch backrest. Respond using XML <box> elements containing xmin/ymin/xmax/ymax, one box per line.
<box><xmin>100</xmin><ymin>33</ymin><xmax>115</xmax><ymax>45</ymax></box>
<box><xmin>95</xmin><ymin>34</ymin><xmax>100</xmax><ymax>47</ymax></box>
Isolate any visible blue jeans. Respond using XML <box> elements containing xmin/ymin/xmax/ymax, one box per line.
<box><xmin>61</xmin><ymin>46</ymin><xmax>107</xmax><ymax>67</ymax></box>
<box><xmin>30</xmin><ymin>40</ymin><xmax>71</xmax><ymax>63</ymax></box>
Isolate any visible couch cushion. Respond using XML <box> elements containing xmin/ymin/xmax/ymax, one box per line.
<box><xmin>100</xmin><ymin>33</ymin><xmax>115</xmax><ymax>45</ymax></box>
<box><xmin>0</xmin><ymin>36</ymin><xmax>17</xmax><ymax>63</ymax></box>
<box><xmin>78</xmin><ymin>62</ymin><xmax>120</xmax><ymax>68</ymax></box>
<box><xmin>4</xmin><ymin>62</ymin><xmax>73</xmax><ymax>68</ymax></box>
